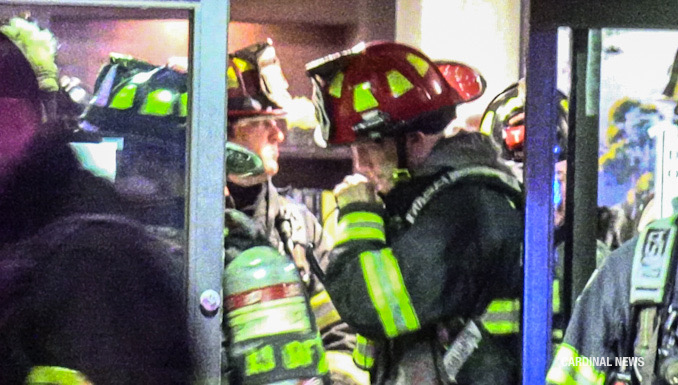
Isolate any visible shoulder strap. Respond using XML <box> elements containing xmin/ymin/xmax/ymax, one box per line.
<box><xmin>405</xmin><ymin>166</ymin><xmax>523</xmax><ymax>225</ymax></box>
<box><xmin>630</xmin><ymin>215</ymin><xmax>678</xmax><ymax>384</ymax></box>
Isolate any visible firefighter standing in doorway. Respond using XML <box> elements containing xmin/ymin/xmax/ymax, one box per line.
<box><xmin>305</xmin><ymin>41</ymin><xmax>524</xmax><ymax>384</ymax></box>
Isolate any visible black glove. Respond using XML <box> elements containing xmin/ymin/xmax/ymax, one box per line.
<box><xmin>224</xmin><ymin>209</ymin><xmax>269</xmax><ymax>264</ymax></box>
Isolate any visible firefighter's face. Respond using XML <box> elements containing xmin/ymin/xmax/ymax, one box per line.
<box><xmin>0</xmin><ymin>98</ymin><xmax>41</xmax><ymax>183</ymax></box>
<box><xmin>229</xmin><ymin>116</ymin><xmax>286</xmax><ymax>180</ymax></box>
<box><xmin>351</xmin><ymin>137</ymin><xmax>399</xmax><ymax>194</ymax></box>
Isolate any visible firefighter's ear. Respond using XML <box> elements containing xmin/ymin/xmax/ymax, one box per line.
<box><xmin>406</xmin><ymin>131</ymin><xmax>439</xmax><ymax>168</ymax></box>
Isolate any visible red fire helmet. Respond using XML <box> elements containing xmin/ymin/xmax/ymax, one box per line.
<box><xmin>306</xmin><ymin>41</ymin><xmax>485</xmax><ymax>146</ymax></box>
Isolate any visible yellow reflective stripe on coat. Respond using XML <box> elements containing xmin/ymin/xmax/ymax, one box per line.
<box><xmin>546</xmin><ymin>343</ymin><xmax>606</xmax><ymax>385</ymax></box>
<box><xmin>480</xmin><ymin>298</ymin><xmax>520</xmax><ymax>335</ymax></box>
<box><xmin>553</xmin><ymin>278</ymin><xmax>561</xmax><ymax>314</ymax></box>
<box><xmin>353</xmin><ymin>334</ymin><xmax>376</xmax><ymax>370</ymax></box>
<box><xmin>481</xmin><ymin>278</ymin><xmax>562</xmax><ymax>336</ymax></box>
<box><xmin>335</xmin><ymin>212</ymin><xmax>386</xmax><ymax>246</ymax></box>
<box><xmin>310</xmin><ymin>290</ymin><xmax>341</xmax><ymax>330</ymax></box>
<box><xmin>26</xmin><ymin>366</ymin><xmax>92</xmax><ymax>385</ymax></box>
<box><xmin>360</xmin><ymin>248</ymin><xmax>420</xmax><ymax>338</ymax></box>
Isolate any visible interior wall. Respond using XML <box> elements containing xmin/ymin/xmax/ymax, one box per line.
<box><xmin>230</xmin><ymin>0</ymin><xmax>395</xmax><ymax>98</ymax></box>
<box><xmin>396</xmin><ymin>0</ymin><xmax>522</xmax><ymax>132</ymax></box>
<box><xmin>43</xmin><ymin>0</ymin><xmax>395</xmax><ymax>99</ymax></box>
<box><xmin>52</xmin><ymin>19</ymin><xmax>189</xmax><ymax>90</ymax></box>
<box><xmin>229</xmin><ymin>22</ymin><xmax>350</xmax><ymax>98</ymax></box>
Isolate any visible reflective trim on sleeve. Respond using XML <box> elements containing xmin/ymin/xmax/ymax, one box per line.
<box><xmin>335</xmin><ymin>212</ymin><xmax>386</xmax><ymax>246</ymax></box>
<box><xmin>546</xmin><ymin>343</ymin><xmax>606</xmax><ymax>385</ymax></box>
<box><xmin>352</xmin><ymin>334</ymin><xmax>376</xmax><ymax>370</ymax></box>
<box><xmin>480</xmin><ymin>298</ymin><xmax>521</xmax><ymax>335</ymax></box>
<box><xmin>26</xmin><ymin>366</ymin><xmax>92</xmax><ymax>385</ymax></box>
<box><xmin>360</xmin><ymin>248</ymin><xmax>420</xmax><ymax>338</ymax></box>
<box><xmin>310</xmin><ymin>290</ymin><xmax>342</xmax><ymax>330</ymax></box>
<box><xmin>553</xmin><ymin>278</ymin><xmax>561</xmax><ymax>314</ymax></box>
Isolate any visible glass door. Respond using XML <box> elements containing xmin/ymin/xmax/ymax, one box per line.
<box><xmin>0</xmin><ymin>1</ymin><xmax>227</xmax><ymax>383</ymax></box>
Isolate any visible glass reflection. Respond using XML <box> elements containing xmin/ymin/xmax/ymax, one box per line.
<box><xmin>0</xmin><ymin>6</ymin><xmax>192</xmax><ymax>244</ymax></box>
<box><xmin>0</xmin><ymin>5</ymin><xmax>194</xmax><ymax>384</ymax></box>
<box><xmin>598</xmin><ymin>28</ymin><xmax>678</xmax><ymax>248</ymax></box>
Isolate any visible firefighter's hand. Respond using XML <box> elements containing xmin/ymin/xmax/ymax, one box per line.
<box><xmin>333</xmin><ymin>174</ymin><xmax>382</xmax><ymax>210</ymax></box>
<box><xmin>224</xmin><ymin>209</ymin><xmax>269</xmax><ymax>263</ymax></box>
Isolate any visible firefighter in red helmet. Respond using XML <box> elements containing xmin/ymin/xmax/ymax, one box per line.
<box><xmin>306</xmin><ymin>41</ymin><xmax>524</xmax><ymax>384</ymax></box>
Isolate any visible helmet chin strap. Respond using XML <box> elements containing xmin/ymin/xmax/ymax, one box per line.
<box><xmin>392</xmin><ymin>135</ymin><xmax>411</xmax><ymax>183</ymax></box>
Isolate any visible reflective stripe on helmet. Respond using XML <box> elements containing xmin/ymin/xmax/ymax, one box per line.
<box><xmin>546</xmin><ymin>343</ymin><xmax>607</xmax><ymax>385</ymax></box>
<box><xmin>232</xmin><ymin>56</ymin><xmax>254</xmax><ymax>72</ymax></box>
<box><xmin>560</xmin><ymin>97</ymin><xmax>569</xmax><ymax>113</ymax></box>
<box><xmin>306</xmin><ymin>41</ymin><xmax>464</xmax><ymax>145</ymax></box>
<box><xmin>334</xmin><ymin>211</ymin><xmax>386</xmax><ymax>247</ymax></box>
<box><xmin>479</xmin><ymin>110</ymin><xmax>495</xmax><ymax>136</ymax></box>
<box><xmin>496</xmin><ymin>96</ymin><xmax>523</xmax><ymax>123</ymax></box>
<box><xmin>329</xmin><ymin>72</ymin><xmax>344</xmax><ymax>98</ymax></box>
<box><xmin>26</xmin><ymin>366</ymin><xmax>91</xmax><ymax>385</ymax></box>
<box><xmin>353</xmin><ymin>334</ymin><xmax>376</xmax><ymax>370</ymax></box>
<box><xmin>227</xmin><ymin>65</ymin><xmax>239</xmax><ymax>89</ymax></box>
<box><xmin>179</xmin><ymin>92</ymin><xmax>188</xmax><ymax>117</ymax></box>
<box><xmin>310</xmin><ymin>290</ymin><xmax>341</xmax><ymax>330</ymax></box>
<box><xmin>406</xmin><ymin>53</ymin><xmax>429</xmax><ymax>77</ymax></box>
<box><xmin>108</xmin><ymin>84</ymin><xmax>137</xmax><ymax>110</ymax></box>
<box><xmin>353</xmin><ymin>82</ymin><xmax>379</xmax><ymax>113</ymax></box>
<box><xmin>140</xmin><ymin>89</ymin><xmax>175</xmax><ymax>116</ymax></box>
<box><xmin>386</xmin><ymin>70</ymin><xmax>414</xmax><ymax>98</ymax></box>
<box><xmin>361</xmin><ymin>248</ymin><xmax>420</xmax><ymax>338</ymax></box>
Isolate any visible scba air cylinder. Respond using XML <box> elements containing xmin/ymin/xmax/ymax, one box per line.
<box><xmin>225</xmin><ymin>246</ymin><xmax>328</xmax><ymax>385</ymax></box>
